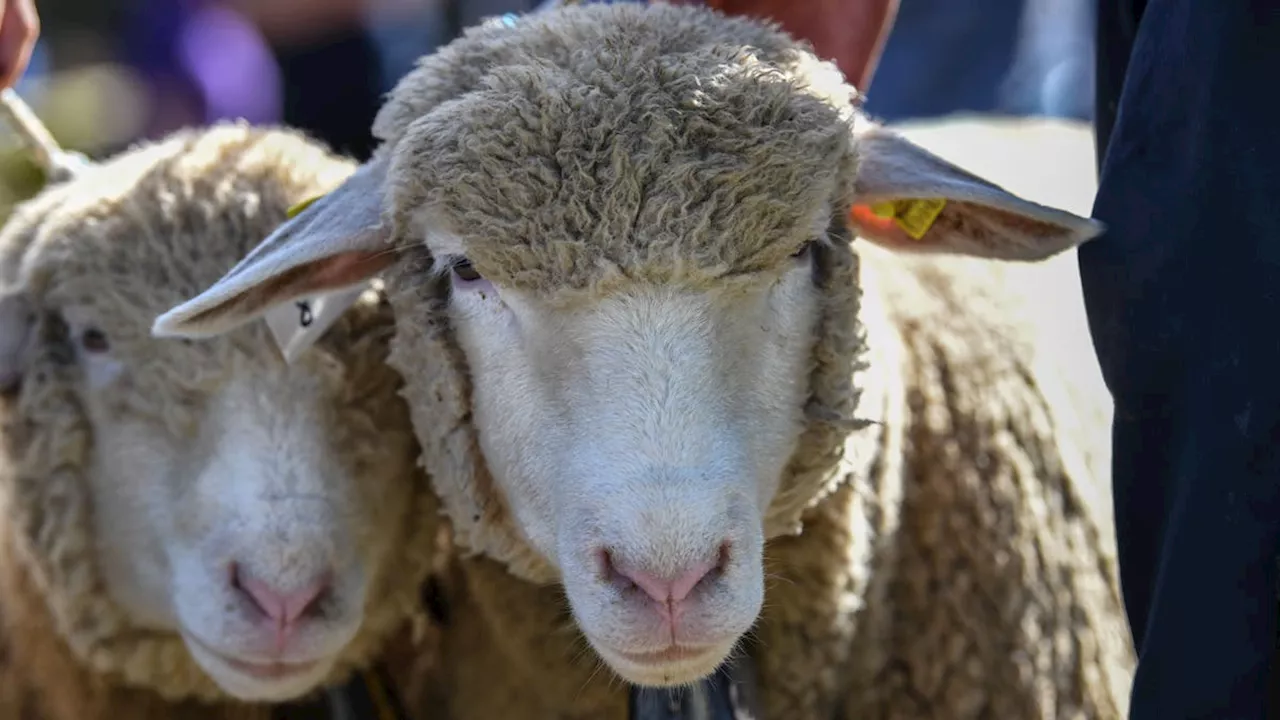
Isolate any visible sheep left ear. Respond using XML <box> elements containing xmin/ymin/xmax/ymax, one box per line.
<box><xmin>152</xmin><ymin>155</ymin><xmax>396</xmax><ymax>357</ymax></box>
<box><xmin>848</xmin><ymin>125</ymin><xmax>1103</xmax><ymax>260</ymax></box>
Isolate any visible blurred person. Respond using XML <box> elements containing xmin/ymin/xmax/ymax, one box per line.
<box><xmin>862</xmin><ymin>0</ymin><xmax>1094</xmax><ymax>123</ymax></box>
<box><xmin>364</xmin><ymin>0</ymin><xmax>539</xmax><ymax>96</ymax></box>
<box><xmin>120</xmin><ymin>0</ymin><xmax>283</xmax><ymax>140</ymax></box>
<box><xmin>999</xmin><ymin>0</ymin><xmax>1094</xmax><ymax>120</ymax></box>
<box><xmin>859</xmin><ymin>0</ymin><xmax>1025</xmax><ymax>121</ymax></box>
<box><xmin>364</xmin><ymin>0</ymin><xmax>453</xmax><ymax>97</ymax></box>
<box><xmin>229</xmin><ymin>0</ymin><xmax>400</xmax><ymax>160</ymax></box>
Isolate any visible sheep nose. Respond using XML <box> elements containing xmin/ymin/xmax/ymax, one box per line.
<box><xmin>231</xmin><ymin>563</ymin><xmax>330</xmax><ymax>626</ymax></box>
<box><xmin>602</xmin><ymin>543</ymin><xmax>730</xmax><ymax>611</ymax></box>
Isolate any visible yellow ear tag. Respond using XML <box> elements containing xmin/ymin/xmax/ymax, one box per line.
<box><xmin>869</xmin><ymin>202</ymin><xmax>897</xmax><ymax>219</ymax></box>
<box><xmin>286</xmin><ymin>194</ymin><xmax>324</xmax><ymax>219</ymax></box>
<box><xmin>868</xmin><ymin>198</ymin><xmax>947</xmax><ymax>240</ymax></box>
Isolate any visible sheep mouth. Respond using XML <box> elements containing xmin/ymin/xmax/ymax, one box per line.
<box><xmin>183</xmin><ymin>630</ymin><xmax>326</xmax><ymax>682</ymax></box>
<box><xmin>612</xmin><ymin>644</ymin><xmax>717</xmax><ymax>665</ymax></box>
<box><xmin>596</xmin><ymin>641</ymin><xmax>731</xmax><ymax>687</ymax></box>
<box><xmin>216</xmin><ymin>654</ymin><xmax>322</xmax><ymax>681</ymax></box>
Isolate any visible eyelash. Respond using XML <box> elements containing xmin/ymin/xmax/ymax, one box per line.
<box><xmin>791</xmin><ymin>240</ymin><xmax>816</xmax><ymax>262</ymax></box>
<box><xmin>450</xmin><ymin>257</ymin><xmax>483</xmax><ymax>283</ymax></box>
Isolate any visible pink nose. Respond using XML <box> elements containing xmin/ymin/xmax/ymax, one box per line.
<box><xmin>604</xmin><ymin>544</ymin><xmax>730</xmax><ymax>608</ymax></box>
<box><xmin>231</xmin><ymin>563</ymin><xmax>330</xmax><ymax>626</ymax></box>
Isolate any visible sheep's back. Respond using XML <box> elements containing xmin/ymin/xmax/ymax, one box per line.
<box><xmin>802</xmin><ymin>111</ymin><xmax>1130</xmax><ymax>720</ymax></box>
<box><xmin>839</xmin><ymin>240</ymin><xmax>1133</xmax><ymax>719</ymax></box>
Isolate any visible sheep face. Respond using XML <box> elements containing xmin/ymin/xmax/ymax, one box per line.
<box><xmin>69</xmin><ymin>318</ymin><xmax>399</xmax><ymax>703</ymax></box>
<box><xmin>440</xmin><ymin>234</ymin><xmax>825</xmax><ymax>684</ymax></box>
<box><xmin>153</xmin><ymin>3</ymin><xmax>1102</xmax><ymax>692</ymax></box>
<box><xmin>0</xmin><ymin>126</ymin><xmax>427</xmax><ymax>702</ymax></box>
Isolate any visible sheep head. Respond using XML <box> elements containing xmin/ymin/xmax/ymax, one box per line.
<box><xmin>0</xmin><ymin>124</ymin><xmax>435</xmax><ymax>702</ymax></box>
<box><xmin>154</xmin><ymin>4</ymin><xmax>1100</xmax><ymax>689</ymax></box>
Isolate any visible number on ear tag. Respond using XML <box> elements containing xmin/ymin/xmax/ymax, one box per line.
<box><xmin>263</xmin><ymin>285</ymin><xmax>368</xmax><ymax>364</ymax></box>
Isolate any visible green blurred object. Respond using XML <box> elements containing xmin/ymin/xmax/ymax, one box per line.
<box><xmin>0</xmin><ymin>66</ymin><xmax>149</xmax><ymax>228</ymax></box>
<box><xmin>0</xmin><ymin>147</ymin><xmax>48</xmax><ymax>226</ymax></box>
<box><xmin>0</xmin><ymin>89</ymin><xmax>94</xmax><ymax>182</ymax></box>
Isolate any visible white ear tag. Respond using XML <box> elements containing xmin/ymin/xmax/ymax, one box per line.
<box><xmin>264</xmin><ymin>285</ymin><xmax>367</xmax><ymax>364</ymax></box>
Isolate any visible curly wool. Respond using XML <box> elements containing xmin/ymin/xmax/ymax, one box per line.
<box><xmin>0</xmin><ymin>124</ymin><xmax>440</xmax><ymax>715</ymax></box>
<box><xmin>363</xmin><ymin>4</ymin><xmax>1133</xmax><ymax>718</ymax></box>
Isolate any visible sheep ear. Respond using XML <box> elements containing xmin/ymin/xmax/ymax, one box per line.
<box><xmin>847</xmin><ymin>126</ymin><xmax>1102</xmax><ymax>260</ymax></box>
<box><xmin>151</xmin><ymin>155</ymin><xmax>396</xmax><ymax>358</ymax></box>
<box><xmin>0</xmin><ymin>287</ymin><xmax>34</xmax><ymax>396</ymax></box>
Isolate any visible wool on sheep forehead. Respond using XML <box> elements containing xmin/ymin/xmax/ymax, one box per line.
<box><xmin>380</xmin><ymin>3</ymin><xmax>862</xmax><ymax>294</ymax></box>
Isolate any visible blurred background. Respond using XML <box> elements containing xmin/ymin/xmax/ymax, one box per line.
<box><xmin>0</xmin><ymin>0</ymin><xmax>1094</xmax><ymax>221</ymax></box>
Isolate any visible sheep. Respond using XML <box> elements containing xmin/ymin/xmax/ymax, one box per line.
<box><xmin>155</xmin><ymin>3</ymin><xmax>1136</xmax><ymax>718</ymax></box>
<box><xmin>0</xmin><ymin>112</ymin><xmax>441</xmax><ymax>718</ymax></box>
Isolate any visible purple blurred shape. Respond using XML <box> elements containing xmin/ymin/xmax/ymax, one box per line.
<box><xmin>121</xmin><ymin>0</ymin><xmax>282</xmax><ymax>138</ymax></box>
<box><xmin>177</xmin><ymin>3</ymin><xmax>282</xmax><ymax>125</ymax></box>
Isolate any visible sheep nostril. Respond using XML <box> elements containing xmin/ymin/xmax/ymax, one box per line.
<box><xmin>229</xmin><ymin>561</ymin><xmax>331</xmax><ymax>624</ymax></box>
<box><xmin>598</xmin><ymin>548</ymin><xmax>628</xmax><ymax>587</ymax></box>
<box><xmin>714</xmin><ymin>541</ymin><xmax>732</xmax><ymax>576</ymax></box>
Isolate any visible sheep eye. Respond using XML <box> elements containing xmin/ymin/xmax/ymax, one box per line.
<box><xmin>80</xmin><ymin>328</ymin><xmax>110</xmax><ymax>353</ymax></box>
<box><xmin>451</xmin><ymin>258</ymin><xmax>483</xmax><ymax>283</ymax></box>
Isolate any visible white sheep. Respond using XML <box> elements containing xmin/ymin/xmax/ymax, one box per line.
<box><xmin>0</xmin><ymin>110</ymin><xmax>439</xmax><ymax>718</ymax></box>
<box><xmin>156</xmin><ymin>4</ymin><xmax>1135</xmax><ymax>718</ymax></box>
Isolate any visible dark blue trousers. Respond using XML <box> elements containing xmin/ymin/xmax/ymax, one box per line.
<box><xmin>1081</xmin><ymin>1</ymin><xmax>1280</xmax><ymax>718</ymax></box>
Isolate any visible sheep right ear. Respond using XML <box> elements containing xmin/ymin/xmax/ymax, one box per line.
<box><xmin>151</xmin><ymin>155</ymin><xmax>397</xmax><ymax>357</ymax></box>
<box><xmin>0</xmin><ymin>287</ymin><xmax>34</xmax><ymax>396</ymax></box>
<box><xmin>847</xmin><ymin>125</ymin><xmax>1102</xmax><ymax>260</ymax></box>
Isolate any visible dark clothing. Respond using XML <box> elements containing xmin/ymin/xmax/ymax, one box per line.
<box><xmin>275</xmin><ymin>0</ymin><xmax>542</xmax><ymax>162</ymax></box>
<box><xmin>275</xmin><ymin>28</ymin><xmax>384</xmax><ymax>162</ymax></box>
<box><xmin>1081</xmin><ymin>1</ymin><xmax>1280</xmax><ymax>718</ymax></box>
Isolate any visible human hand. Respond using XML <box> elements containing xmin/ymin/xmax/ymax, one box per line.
<box><xmin>0</xmin><ymin>0</ymin><xmax>37</xmax><ymax>90</ymax></box>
